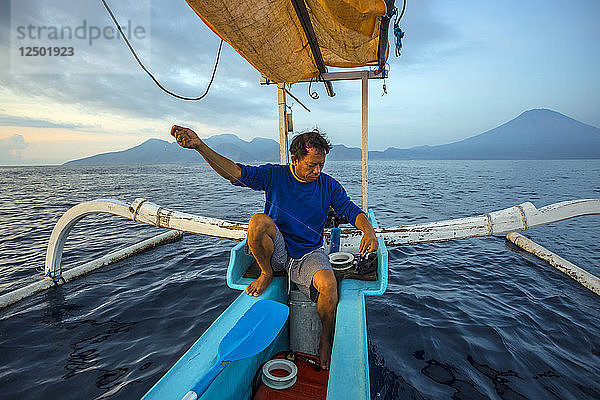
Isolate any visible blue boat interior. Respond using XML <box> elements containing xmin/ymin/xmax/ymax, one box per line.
<box><xmin>142</xmin><ymin>209</ymin><xmax>388</xmax><ymax>399</ymax></box>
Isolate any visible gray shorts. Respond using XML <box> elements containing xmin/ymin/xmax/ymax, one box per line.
<box><xmin>245</xmin><ymin>226</ymin><xmax>332</xmax><ymax>301</ymax></box>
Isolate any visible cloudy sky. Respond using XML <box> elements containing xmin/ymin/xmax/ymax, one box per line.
<box><xmin>0</xmin><ymin>0</ymin><xmax>599</xmax><ymax>165</ymax></box>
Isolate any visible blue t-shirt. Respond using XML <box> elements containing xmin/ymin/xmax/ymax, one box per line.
<box><xmin>233</xmin><ymin>163</ymin><xmax>363</xmax><ymax>258</ymax></box>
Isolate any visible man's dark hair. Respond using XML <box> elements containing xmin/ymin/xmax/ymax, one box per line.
<box><xmin>289</xmin><ymin>129</ymin><xmax>332</xmax><ymax>159</ymax></box>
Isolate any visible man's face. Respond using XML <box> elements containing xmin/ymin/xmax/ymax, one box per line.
<box><xmin>292</xmin><ymin>147</ymin><xmax>326</xmax><ymax>182</ymax></box>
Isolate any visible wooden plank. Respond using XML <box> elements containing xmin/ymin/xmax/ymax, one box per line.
<box><xmin>41</xmin><ymin>198</ymin><xmax>600</xmax><ymax>283</ymax></box>
<box><xmin>44</xmin><ymin>199</ymin><xmax>250</xmax><ymax>279</ymax></box>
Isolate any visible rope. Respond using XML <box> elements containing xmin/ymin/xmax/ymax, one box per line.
<box><xmin>398</xmin><ymin>0</ymin><xmax>407</xmax><ymax>20</ymax></box>
<box><xmin>45</xmin><ymin>271</ymin><xmax>66</xmax><ymax>285</ymax></box>
<box><xmin>390</xmin><ymin>0</ymin><xmax>407</xmax><ymax>57</ymax></box>
<box><xmin>381</xmin><ymin>62</ymin><xmax>390</xmax><ymax>96</ymax></box>
<box><xmin>100</xmin><ymin>0</ymin><xmax>223</xmax><ymax>101</ymax></box>
<box><xmin>308</xmin><ymin>77</ymin><xmax>319</xmax><ymax>100</ymax></box>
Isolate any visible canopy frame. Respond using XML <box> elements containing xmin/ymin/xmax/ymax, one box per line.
<box><xmin>289</xmin><ymin>0</ymin><xmax>335</xmax><ymax>97</ymax></box>
<box><xmin>377</xmin><ymin>0</ymin><xmax>395</xmax><ymax>70</ymax></box>
<box><xmin>264</xmin><ymin>68</ymin><xmax>388</xmax><ymax>210</ymax></box>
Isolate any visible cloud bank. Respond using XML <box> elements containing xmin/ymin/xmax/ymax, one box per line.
<box><xmin>0</xmin><ymin>133</ymin><xmax>28</xmax><ymax>163</ymax></box>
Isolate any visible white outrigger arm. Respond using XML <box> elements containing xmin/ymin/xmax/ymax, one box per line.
<box><xmin>44</xmin><ymin>198</ymin><xmax>248</xmax><ymax>279</ymax></box>
<box><xmin>0</xmin><ymin>198</ymin><xmax>248</xmax><ymax>310</ymax></box>
<box><xmin>1</xmin><ymin>198</ymin><xmax>597</xmax><ymax>311</ymax></box>
<box><xmin>340</xmin><ymin>198</ymin><xmax>600</xmax><ymax>248</ymax></box>
<box><xmin>44</xmin><ymin>198</ymin><xmax>600</xmax><ymax>278</ymax></box>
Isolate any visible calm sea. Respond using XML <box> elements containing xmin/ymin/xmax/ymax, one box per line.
<box><xmin>0</xmin><ymin>160</ymin><xmax>599</xmax><ymax>400</ymax></box>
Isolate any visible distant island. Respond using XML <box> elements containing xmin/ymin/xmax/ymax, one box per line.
<box><xmin>64</xmin><ymin>109</ymin><xmax>600</xmax><ymax>165</ymax></box>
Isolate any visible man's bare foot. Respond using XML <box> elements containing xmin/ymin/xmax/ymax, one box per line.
<box><xmin>245</xmin><ymin>272</ymin><xmax>273</xmax><ymax>297</ymax></box>
<box><xmin>319</xmin><ymin>332</ymin><xmax>333</xmax><ymax>370</ymax></box>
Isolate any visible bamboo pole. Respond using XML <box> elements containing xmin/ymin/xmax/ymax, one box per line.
<box><xmin>506</xmin><ymin>232</ymin><xmax>600</xmax><ymax>297</ymax></box>
<box><xmin>0</xmin><ymin>230</ymin><xmax>183</xmax><ymax>310</ymax></box>
<box><xmin>44</xmin><ymin>199</ymin><xmax>248</xmax><ymax>278</ymax></box>
<box><xmin>361</xmin><ymin>70</ymin><xmax>369</xmax><ymax>211</ymax></box>
<box><xmin>338</xmin><ymin>199</ymin><xmax>600</xmax><ymax>249</ymax></box>
<box><xmin>277</xmin><ymin>83</ymin><xmax>288</xmax><ymax>164</ymax></box>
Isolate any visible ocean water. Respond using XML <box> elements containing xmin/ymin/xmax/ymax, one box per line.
<box><xmin>0</xmin><ymin>160</ymin><xmax>599</xmax><ymax>400</ymax></box>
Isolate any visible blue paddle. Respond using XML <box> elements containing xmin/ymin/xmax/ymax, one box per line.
<box><xmin>181</xmin><ymin>299</ymin><xmax>289</xmax><ymax>400</ymax></box>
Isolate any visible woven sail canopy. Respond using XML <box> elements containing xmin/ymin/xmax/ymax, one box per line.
<box><xmin>185</xmin><ymin>0</ymin><xmax>389</xmax><ymax>83</ymax></box>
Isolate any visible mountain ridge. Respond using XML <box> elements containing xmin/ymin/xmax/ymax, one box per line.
<box><xmin>64</xmin><ymin>109</ymin><xmax>600</xmax><ymax>165</ymax></box>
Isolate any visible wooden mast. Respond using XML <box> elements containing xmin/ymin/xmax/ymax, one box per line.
<box><xmin>277</xmin><ymin>83</ymin><xmax>288</xmax><ymax>164</ymax></box>
<box><xmin>361</xmin><ymin>71</ymin><xmax>369</xmax><ymax>211</ymax></box>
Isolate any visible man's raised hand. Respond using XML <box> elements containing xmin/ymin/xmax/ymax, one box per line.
<box><xmin>171</xmin><ymin>125</ymin><xmax>201</xmax><ymax>149</ymax></box>
<box><xmin>171</xmin><ymin>124</ymin><xmax>242</xmax><ymax>183</ymax></box>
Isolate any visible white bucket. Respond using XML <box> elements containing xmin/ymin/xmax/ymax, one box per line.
<box><xmin>328</xmin><ymin>252</ymin><xmax>354</xmax><ymax>270</ymax></box>
<box><xmin>262</xmin><ymin>359</ymin><xmax>298</xmax><ymax>389</ymax></box>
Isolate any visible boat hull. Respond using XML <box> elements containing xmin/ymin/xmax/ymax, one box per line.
<box><xmin>142</xmin><ymin>210</ymin><xmax>388</xmax><ymax>399</ymax></box>
<box><xmin>141</xmin><ymin>278</ymin><xmax>289</xmax><ymax>400</ymax></box>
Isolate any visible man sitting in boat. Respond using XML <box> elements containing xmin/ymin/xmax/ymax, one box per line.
<box><xmin>171</xmin><ymin>125</ymin><xmax>378</xmax><ymax>369</ymax></box>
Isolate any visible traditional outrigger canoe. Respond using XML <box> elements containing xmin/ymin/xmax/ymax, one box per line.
<box><xmin>131</xmin><ymin>4</ymin><xmax>397</xmax><ymax>396</ymax></box>
<box><xmin>132</xmin><ymin>201</ymin><xmax>599</xmax><ymax>399</ymax></box>
<box><xmin>142</xmin><ymin>210</ymin><xmax>389</xmax><ymax>399</ymax></box>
